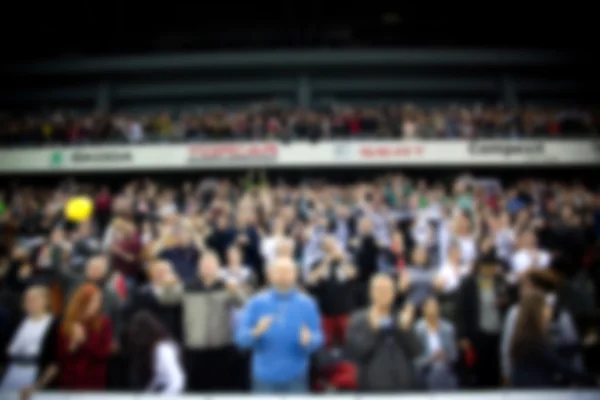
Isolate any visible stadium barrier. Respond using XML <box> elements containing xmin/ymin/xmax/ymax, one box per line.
<box><xmin>2</xmin><ymin>391</ymin><xmax>600</xmax><ymax>400</ymax></box>
<box><xmin>0</xmin><ymin>139</ymin><xmax>598</xmax><ymax>173</ymax></box>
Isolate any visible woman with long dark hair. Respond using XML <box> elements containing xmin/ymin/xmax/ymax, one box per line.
<box><xmin>510</xmin><ymin>291</ymin><xmax>596</xmax><ymax>388</ymax></box>
<box><xmin>128</xmin><ymin>311</ymin><xmax>185</xmax><ymax>393</ymax></box>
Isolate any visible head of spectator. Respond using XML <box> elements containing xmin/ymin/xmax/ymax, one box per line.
<box><xmin>85</xmin><ymin>255</ymin><xmax>108</xmax><ymax>284</ymax></box>
<box><xmin>23</xmin><ymin>285</ymin><xmax>49</xmax><ymax>319</ymax></box>
<box><xmin>321</xmin><ymin>235</ymin><xmax>340</xmax><ymax>258</ymax></box>
<box><xmin>226</xmin><ymin>245</ymin><xmax>243</xmax><ymax>269</ymax></box>
<box><xmin>390</xmin><ymin>231</ymin><xmax>405</xmax><ymax>256</ymax></box>
<box><xmin>269</xmin><ymin>257</ymin><xmax>297</xmax><ymax>293</ymax></box>
<box><xmin>61</xmin><ymin>283</ymin><xmax>103</xmax><ymax>338</ymax></box>
<box><xmin>358</xmin><ymin>217</ymin><xmax>373</xmax><ymax>237</ymax></box>
<box><xmin>474</xmin><ymin>254</ymin><xmax>499</xmax><ymax>279</ymax></box>
<box><xmin>127</xmin><ymin>310</ymin><xmax>170</xmax><ymax>388</ymax></box>
<box><xmin>276</xmin><ymin>238</ymin><xmax>295</xmax><ymax>259</ymax></box>
<box><xmin>422</xmin><ymin>296</ymin><xmax>440</xmax><ymax>325</ymax></box>
<box><xmin>447</xmin><ymin>242</ymin><xmax>462</xmax><ymax>266</ymax></box>
<box><xmin>198</xmin><ymin>251</ymin><xmax>221</xmax><ymax>286</ymax></box>
<box><xmin>149</xmin><ymin>260</ymin><xmax>176</xmax><ymax>287</ymax></box>
<box><xmin>411</xmin><ymin>245</ymin><xmax>429</xmax><ymax>268</ymax></box>
<box><xmin>519</xmin><ymin>230</ymin><xmax>537</xmax><ymax>250</ymax></box>
<box><xmin>369</xmin><ymin>273</ymin><xmax>395</xmax><ymax>313</ymax></box>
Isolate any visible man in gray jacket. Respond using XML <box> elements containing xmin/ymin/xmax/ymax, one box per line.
<box><xmin>346</xmin><ymin>273</ymin><xmax>419</xmax><ymax>391</ymax></box>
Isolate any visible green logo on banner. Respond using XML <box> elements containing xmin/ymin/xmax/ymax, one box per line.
<box><xmin>50</xmin><ymin>151</ymin><xmax>63</xmax><ymax>167</ymax></box>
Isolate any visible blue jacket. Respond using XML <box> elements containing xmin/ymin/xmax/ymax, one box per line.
<box><xmin>235</xmin><ymin>289</ymin><xmax>324</xmax><ymax>384</ymax></box>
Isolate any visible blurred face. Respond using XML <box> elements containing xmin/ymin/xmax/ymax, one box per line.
<box><xmin>522</xmin><ymin>231</ymin><xmax>536</xmax><ymax>248</ymax></box>
<box><xmin>359</xmin><ymin>217</ymin><xmax>372</xmax><ymax>235</ymax></box>
<box><xmin>276</xmin><ymin>239</ymin><xmax>294</xmax><ymax>258</ymax></box>
<box><xmin>423</xmin><ymin>297</ymin><xmax>439</xmax><ymax>320</ymax></box>
<box><xmin>86</xmin><ymin>257</ymin><xmax>107</xmax><ymax>282</ymax></box>
<box><xmin>176</xmin><ymin>229</ymin><xmax>192</xmax><ymax>247</ymax></box>
<box><xmin>200</xmin><ymin>255</ymin><xmax>219</xmax><ymax>280</ymax></box>
<box><xmin>151</xmin><ymin>261</ymin><xmax>171</xmax><ymax>284</ymax></box>
<box><xmin>227</xmin><ymin>248</ymin><xmax>241</xmax><ymax>266</ymax></box>
<box><xmin>24</xmin><ymin>287</ymin><xmax>47</xmax><ymax>316</ymax></box>
<box><xmin>448</xmin><ymin>246</ymin><xmax>460</xmax><ymax>263</ymax></box>
<box><xmin>370</xmin><ymin>275</ymin><xmax>395</xmax><ymax>309</ymax></box>
<box><xmin>269</xmin><ymin>258</ymin><xmax>297</xmax><ymax>291</ymax></box>
<box><xmin>85</xmin><ymin>292</ymin><xmax>103</xmax><ymax>318</ymax></box>
<box><xmin>412</xmin><ymin>247</ymin><xmax>427</xmax><ymax>266</ymax></box>
<box><xmin>322</xmin><ymin>236</ymin><xmax>336</xmax><ymax>254</ymax></box>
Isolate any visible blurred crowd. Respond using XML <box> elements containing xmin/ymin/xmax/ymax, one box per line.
<box><xmin>0</xmin><ymin>104</ymin><xmax>597</xmax><ymax>146</ymax></box>
<box><xmin>0</xmin><ymin>172</ymin><xmax>599</xmax><ymax>395</ymax></box>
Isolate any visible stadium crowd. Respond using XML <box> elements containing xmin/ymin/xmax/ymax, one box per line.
<box><xmin>0</xmin><ymin>172</ymin><xmax>599</xmax><ymax>395</ymax></box>
<box><xmin>0</xmin><ymin>104</ymin><xmax>597</xmax><ymax>146</ymax></box>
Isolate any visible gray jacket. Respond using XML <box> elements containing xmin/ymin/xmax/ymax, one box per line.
<box><xmin>413</xmin><ymin>318</ymin><xmax>458</xmax><ymax>390</ymax></box>
<box><xmin>182</xmin><ymin>280</ymin><xmax>245</xmax><ymax>350</ymax></box>
<box><xmin>346</xmin><ymin>309</ymin><xmax>419</xmax><ymax>391</ymax></box>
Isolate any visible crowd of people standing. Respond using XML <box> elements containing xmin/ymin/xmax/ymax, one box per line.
<box><xmin>0</xmin><ymin>171</ymin><xmax>599</xmax><ymax>395</ymax></box>
<box><xmin>0</xmin><ymin>103</ymin><xmax>597</xmax><ymax>146</ymax></box>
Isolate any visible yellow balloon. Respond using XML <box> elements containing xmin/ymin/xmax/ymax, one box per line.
<box><xmin>65</xmin><ymin>196</ymin><xmax>94</xmax><ymax>222</ymax></box>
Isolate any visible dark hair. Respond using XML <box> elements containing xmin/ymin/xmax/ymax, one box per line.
<box><xmin>510</xmin><ymin>291</ymin><xmax>547</xmax><ymax>360</ymax></box>
<box><xmin>127</xmin><ymin>311</ymin><xmax>170</xmax><ymax>388</ymax></box>
<box><xmin>473</xmin><ymin>253</ymin><xmax>498</xmax><ymax>274</ymax></box>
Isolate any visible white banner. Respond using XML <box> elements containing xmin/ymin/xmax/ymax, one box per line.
<box><xmin>0</xmin><ymin>140</ymin><xmax>597</xmax><ymax>173</ymax></box>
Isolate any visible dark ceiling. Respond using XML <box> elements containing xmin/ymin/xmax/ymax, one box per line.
<box><xmin>0</xmin><ymin>1</ymin><xmax>596</xmax><ymax>61</ymax></box>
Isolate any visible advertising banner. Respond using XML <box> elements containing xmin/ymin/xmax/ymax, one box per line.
<box><xmin>188</xmin><ymin>143</ymin><xmax>279</xmax><ymax>164</ymax></box>
<box><xmin>0</xmin><ymin>140</ymin><xmax>597</xmax><ymax>173</ymax></box>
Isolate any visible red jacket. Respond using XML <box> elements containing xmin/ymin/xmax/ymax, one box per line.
<box><xmin>56</xmin><ymin>316</ymin><xmax>113</xmax><ymax>390</ymax></box>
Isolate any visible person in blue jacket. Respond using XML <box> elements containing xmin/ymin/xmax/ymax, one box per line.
<box><xmin>235</xmin><ymin>257</ymin><xmax>324</xmax><ymax>393</ymax></box>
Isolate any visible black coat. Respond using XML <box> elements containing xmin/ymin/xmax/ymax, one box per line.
<box><xmin>456</xmin><ymin>275</ymin><xmax>509</xmax><ymax>340</ymax></box>
<box><xmin>126</xmin><ymin>285</ymin><xmax>183</xmax><ymax>343</ymax></box>
<box><xmin>511</xmin><ymin>348</ymin><xmax>596</xmax><ymax>388</ymax></box>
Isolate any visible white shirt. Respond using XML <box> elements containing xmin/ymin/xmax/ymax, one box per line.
<box><xmin>1</xmin><ymin>315</ymin><xmax>53</xmax><ymax>391</ymax></box>
<box><xmin>147</xmin><ymin>341</ymin><xmax>185</xmax><ymax>394</ymax></box>
<box><xmin>495</xmin><ymin>228</ymin><xmax>515</xmax><ymax>262</ymax></box>
<box><xmin>510</xmin><ymin>248</ymin><xmax>551</xmax><ymax>283</ymax></box>
<box><xmin>436</xmin><ymin>261</ymin><xmax>471</xmax><ymax>293</ymax></box>
<box><xmin>457</xmin><ymin>236</ymin><xmax>477</xmax><ymax>266</ymax></box>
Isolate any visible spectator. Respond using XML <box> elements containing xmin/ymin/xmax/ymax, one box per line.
<box><xmin>235</xmin><ymin>257</ymin><xmax>324</xmax><ymax>393</ymax></box>
<box><xmin>183</xmin><ymin>252</ymin><xmax>245</xmax><ymax>391</ymax></box>
<box><xmin>414</xmin><ymin>297</ymin><xmax>458</xmax><ymax>390</ymax></box>
<box><xmin>350</xmin><ymin>217</ymin><xmax>381</xmax><ymax>308</ymax></box>
<box><xmin>346</xmin><ymin>273</ymin><xmax>419</xmax><ymax>391</ymax></box>
<box><xmin>127</xmin><ymin>260</ymin><xmax>183</xmax><ymax>341</ymax></box>
<box><xmin>398</xmin><ymin>246</ymin><xmax>436</xmax><ymax>309</ymax></box>
<box><xmin>58</xmin><ymin>255</ymin><xmax>122</xmax><ymax>343</ymax></box>
<box><xmin>456</xmin><ymin>255</ymin><xmax>510</xmax><ymax>388</ymax></box>
<box><xmin>0</xmin><ymin>286</ymin><xmax>58</xmax><ymax>394</ymax></box>
<box><xmin>127</xmin><ymin>311</ymin><xmax>185</xmax><ymax>393</ymax></box>
<box><xmin>509</xmin><ymin>291</ymin><xmax>596</xmax><ymax>388</ymax></box>
<box><xmin>307</xmin><ymin>236</ymin><xmax>357</xmax><ymax>347</ymax></box>
<box><xmin>501</xmin><ymin>275</ymin><xmax>583</xmax><ymax>385</ymax></box>
<box><xmin>55</xmin><ymin>283</ymin><xmax>113</xmax><ymax>390</ymax></box>
<box><xmin>510</xmin><ymin>230</ymin><xmax>551</xmax><ymax>284</ymax></box>
<box><xmin>435</xmin><ymin>242</ymin><xmax>471</xmax><ymax>295</ymax></box>
<box><xmin>107</xmin><ymin>219</ymin><xmax>142</xmax><ymax>291</ymax></box>
<box><xmin>153</xmin><ymin>221</ymin><xmax>202</xmax><ymax>283</ymax></box>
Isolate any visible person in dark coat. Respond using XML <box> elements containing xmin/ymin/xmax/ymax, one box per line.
<box><xmin>126</xmin><ymin>260</ymin><xmax>183</xmax><ymax>342</ymax></box>
<box><xmin>346</xmin><ymin>273</ymin><xmax>419</xmax><ymax>392</ymax></box>
<box><xmin>349</xmin><ymin>217</ymin><xmax>382</xmax><ymax>308</ymax></box>
<box><xmin>509</xmin><ymin>291</ymin><xmax>596</xmax><ymax>388</ymax></box>
<box><xmin>455</xmin><ymin>254</ymin><xmax>510</xmax><ymax>388</ymax></box>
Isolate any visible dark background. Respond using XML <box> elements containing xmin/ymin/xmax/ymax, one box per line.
<box><xmin>1</xmin><ymin>2</ymin><xmax>596</xmax><ymax>60</ymax></box>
